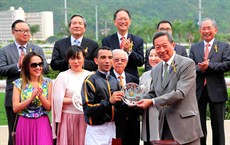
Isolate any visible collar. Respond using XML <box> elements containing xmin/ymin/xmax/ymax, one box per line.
<box><xmin>113</xmin><ymin>70</ymin><xmax>125</xmax><ymax>79</ymax></box>
<box><xmin>204</xmin><ymin>38</ymin><xmax>215</xmax><ymax>47</ymax></box>
<box><xmin>15</xmin><ymin>41</ymin><xmax>27</xmax><ymax>49</ymax></box>
<box><xmin>98</xmin><ymin>70</ymin><xmax>110</xmax><ymax>78</ymax></box>
<box><xmin>71</xmin><ymin>35</ymin><xmax>83</xmax><ymax>45</ymax></box>
<box><xmin>163</xmin><ymin>52</ymin><xmax>175</xmax><ymax>66</ymax></box>
<box><xmin>117</xmin><ymin>32</ymin><xmax>128</xmax><ymax>40</ymax></box>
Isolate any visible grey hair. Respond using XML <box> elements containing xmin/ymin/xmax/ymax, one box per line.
<box><xmin>112</xmin><ymin>49</ymin><xmax>129</xmax><ymax>61</ymax></box>
<box><xmin>199</xmin><ymin>18</ymin><xmax>217</xmax><ymax>28</ymax></box>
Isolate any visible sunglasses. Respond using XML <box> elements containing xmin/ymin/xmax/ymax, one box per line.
<box><xmin>30</xmin><ymin>62</ymin><xmax>44</xmax><ymax>68</ymax></box>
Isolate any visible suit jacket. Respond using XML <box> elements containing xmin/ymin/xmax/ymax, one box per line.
<box><xmin>102</xmin><ymin>33</ymin><xmax>144</xmax><ymax>78</ymax></box>
<box><xmin>189</xmin><ymin>40</ymin><xmax>230</xmax><ymax>102</ymax></box>
<box><xmin>145</xmin><ymin>44</ymin><xmax>187</xmax><ymax>71</ymax></box>
<box><xmin>110</xmin><ymin>70</ymin><xmax>140</xmax><ymax>145</ymax></box>
<box><xmin>147</xmin><ymin>54</ymin><xmax>203</xmax><ymax>144</ymax></box>
<box><xmin>51</xmin><ymin>36</ymin><xmax>98</xmax><ymax>72</ymax></box>
<box><xmin>0</xmin><ymin>42</ymin><xmax>49</xmax><ymax>107</ymax></box>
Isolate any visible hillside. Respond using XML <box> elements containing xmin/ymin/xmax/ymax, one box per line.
<box><xmin>0</xmin><ymin>0</ymin><xmax>229</xmax><ymax>41</ymax></box>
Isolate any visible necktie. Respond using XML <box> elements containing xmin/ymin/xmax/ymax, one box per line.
<box><xmin>120</xmin><ymin>36</ymin><xmax>125</xmax><ymax>49</ymax></box>
<box><xmin>162</xmin><ymin>63</ymin><xmax>168</xmax><ymax>86</ymax></box>
<box><xmin>204</xmin><ymin>43</ymin><xmax>210</xmax><ymax>60</ymax></box>
<box><xmin>118</xmin><ymin>75</ymin><xmax>124</xmax><ymax>87</ymax></box>
<box><xmin>73</xmin><ymin>40</ymin><xmax>80</xmax><ymax>46</ymax></box>
<box><xmin>204</xmin><ymin>43</ymin><xmax>210</xmax><ymax>85</ymax></box>
<box><xmin>163</xmin><ymin>63</ymin><xmax>168</xmax><ymax>80</ymax></box>
<box><xmin>19</xmin><ymin>46</ymin><xmax>25</xmax><ymax>56</ymax></box>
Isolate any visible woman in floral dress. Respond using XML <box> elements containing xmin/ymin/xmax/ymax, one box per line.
<box><xmin>12</xmin><ymin>52</ymin><xmax>53</xmax><ymax>145</ymax></box>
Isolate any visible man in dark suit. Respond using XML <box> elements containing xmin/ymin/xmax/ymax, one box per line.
<box><xmin>102</xmin><ymin>8</ymin><xmax>144</xmax><ymax>78</ymax></box>
<box><xmin>0</xmin><ymin>19</ymin><xmax>49</xmax><ymax>145</ymax></box>
<box><xmin>145</xmin><ymin>20</ymin><xmax>187</xmax><ymax>71</ymax></box>
<box><xmin>189</xmin><ymin>18</ymin><xmax>230</xmax><ymax>145</ymax></box>
<box><xmin>137</xmin><ymin>31</ymin><xmax>203</xmax><ymax>145</ymax></box>
<box><xmin>110</xmin><ymin>49</ymin><xmax>140</xmax><ymax>145</ymax></box>
<box><xmin>51</xmin><ymin>14</ymin><xmax>98</xmax><ymax>72</ymax></box>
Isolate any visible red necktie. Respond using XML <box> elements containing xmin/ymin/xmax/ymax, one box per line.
<box><xmin>19</xmin><ymin>46</ymin><xmax>25</xmax><ymax>56</ymax></box>
<box><xmin>204</xmin><ymin>43</ymin><xmax>210</xmax><ymax>85</ymax></box>
<box><xmin>120</xmin><ymin>37</ymin><xmax>125</xmax><ymax>49</ymax></box>
<box><xmin>204</xmin><ymin>43</ymin><xmax>210</xmax><ymax>60</ymax></box>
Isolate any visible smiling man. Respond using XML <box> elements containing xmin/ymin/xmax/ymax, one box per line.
<box><xmin>102</xmin><ymin>9</ymin><xmax>144</xmax><ymax>78</ymax></box>
<box><xmin>189</xmin><ymin>18</ymin><xmax>230</xmax><ymax>145</ymax></box>
<box><xmin>51</xmin><ymin>14</ymin><xmax>98</xmax><ymax>72</ymax></box>
<box><xmin>137</xmin><ymin>31</ymin><xmax>203</xmax><ymax>145</ymax></box>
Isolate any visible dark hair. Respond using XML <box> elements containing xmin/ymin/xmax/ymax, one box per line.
<box><xmin>21</xmin><ymin>52</ymin><xmax>44</xmax><ymax>88</ymax></box>
<box><xmin>152</xmin><ymin>31</ymin><xmax>174</xmax><ymax>44</ymax></box>
<box><xmin>68</xmin><ymin>14</ymin><xmax>87</xmax><ymax>28</ymax></box>
<box><xmin>94</xmin><ymin>46</ymin><xmax>112</xmax><ymax>58</ymax></box>
<box><xmin>66</xmin><ymin>45</ymin><xmax>86</xmax><ymax>61</ymax></box>
<box><xmin>11</xmin><ymin>19</ymin><xmax>25</xmax><ymax>30</ymax></box>
<box><xmin>156</xmin><ymin>20</ymin><xmax>172</xmax><ymax>29</ymax></box>
<box><xmin>113</xmin><ymin>8</ymin><xmax>131</xmax><ymax>20</ymax></box>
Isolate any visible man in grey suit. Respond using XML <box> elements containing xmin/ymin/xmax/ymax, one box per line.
<box><xmin>0</xmin><ymin>19</ymin><xmax>49</xmax><ymax>145</ymax></box>
<box><xmin>145</xmin><ymin>20</ymin><xmax>187</xmax><ymax>71</ymax></box>
<box><xmin>189</xmin><ymin>18</ymin><xmax>230</xmax><ymax>145</ymax></box>
<box><xmin>137</xmin><ymin>31</ymin><xmax>203</xmax><ymax>145</ymax></box>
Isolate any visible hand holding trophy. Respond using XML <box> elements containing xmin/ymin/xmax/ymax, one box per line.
<box><xmin>121</xmin><ymin>83</ymin><xmax>148</xmax><ymax>106</ymax></box>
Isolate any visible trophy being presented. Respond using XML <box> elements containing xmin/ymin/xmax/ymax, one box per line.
<box><xmin>72</xmin><ymin>91</ymin><xmax>83</xmax><ymax>112</ymax></box>
<box><xmin>121</xmin><ymin>83</ymin><xmax>148</xmax><ymax>106</ymax></box>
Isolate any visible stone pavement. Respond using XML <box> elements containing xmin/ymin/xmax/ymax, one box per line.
<box><xmin>1</xmin><ymin>121</ymin><xmax>230</xmax><ymax>145</ymax></box>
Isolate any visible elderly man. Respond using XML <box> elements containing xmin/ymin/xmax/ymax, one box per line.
<box><xmin>110</xmin><ymin>49</ymin><xmax>140</xmax><ymax>145</ymax></box>
<box><xmin>189</xmin><ymin>18</ymin><xmax>230</xmax><ymax>145</ymax></box>
<box><xmin>51</xmin><ymin>14</ymin><xmax>98</xmax><ymax>72</ymax></box>
<box><xmin>137</xmin><ymin>31</ymin><xmax>203</xmax><ymax>145</ymax></box>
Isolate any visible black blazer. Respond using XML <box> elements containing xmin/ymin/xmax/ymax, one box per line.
<box><xmin>145</xmin><ymin>44</ymin><xmax>187</xmax><ymax>71</ymax></box>
<box><xmin>51</xmin><ymin>36</ymin><xmax>98</xmax><ymax>72</ymax></box>
<box><xmin>189</xmin><ymin>40</ymin><xmax>230</xmax><ymax>102</ymax></box>
<box><xmin>102</xmin><ymin>33</ymin><xmax>144</xmax><ymax>78</ymax></box>
<box><xmin>110</xmin><ymin>70</ymin><xmax>140</xmax><ymax>145</ymax></box>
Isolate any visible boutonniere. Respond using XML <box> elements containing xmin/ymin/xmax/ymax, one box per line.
<box><xmin>129</xmin><ymin>41</ymin><xmax>133</xmax><ymax>50</ymax></box>
<box><xmin>171</xmin><ymin>61</ymin><xmax>177</xmax><ymax>73</ymax></box>
<box><xmin>85</xmin><ymin>47</ymin><xmax>88</xmax><ymax>53</ymax></box>
<box><xmin>214</xmin><ymin>45</ymin><xmax>218</xmax><ymax>53</ymax></box>
<box><xmin>29</xmin><ymin>48</ymin><xmax>32</xmax><ymax>52</ymax></box>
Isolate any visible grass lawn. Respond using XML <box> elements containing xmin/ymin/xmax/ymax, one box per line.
<box><xmin>0</xmin><ymin>92</ymin><xmax>7</xmax><ymax>125</ymax></box>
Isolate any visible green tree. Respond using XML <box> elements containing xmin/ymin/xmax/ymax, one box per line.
<box><xmin>29</xmin><ymin>24</ymin><xmax>40</xmax><ymax>42</ymax></box>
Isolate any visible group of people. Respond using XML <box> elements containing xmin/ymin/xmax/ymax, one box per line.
<box><xmin>0</xmin><ymin>8</ymin><xmax>229</xmax><ymax>145</ymax></box>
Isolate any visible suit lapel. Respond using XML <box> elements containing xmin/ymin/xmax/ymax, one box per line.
<box><xmin>208</xmin><ymin>40</ymin><xmax>218</xmax><ymax>59</ymax></box>
<box><xmin>198</xmin><ymin>42</ymin><xmax>205</xmax><ymax>61</ymax></box>
<box><xmin>161</xmin><ymin>55</ymin><xmax>178</xmax><ymax>89</ymax></box>
<box><xmin>11</xmin><ymin>43</ymin><xmax>20</xmax><ymax>60</ymax></box>
<box><xmin>112</xmin><ymin>34</ymin><xmax>120</xmax><ymax>49</ymax></box>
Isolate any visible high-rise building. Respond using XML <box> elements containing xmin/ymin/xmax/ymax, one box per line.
<box><xmin>0</xmin><ymin>7</ymin><xmax>53</xmax><ymax>42</ymax></box>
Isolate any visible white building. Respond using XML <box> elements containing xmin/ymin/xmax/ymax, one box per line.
<box><xmin>26</xmin><ymin>11</ymin><xmax>54</xmax><ymax>41</ymax></box>
<box><xmin>0</xmin><ymin>7</ymin><xmax>53</xmax><ymax>42</ymax></box>
<box><xmin>0</xmin><ymin>7</ymin><xmax>25</xmax><ymax>42</ymax></box>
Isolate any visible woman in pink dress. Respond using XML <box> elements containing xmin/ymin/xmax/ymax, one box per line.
<box><xmin>52</xmin><ymin>45</ymin><xmax>92</xmax><ymax>145</ymax></box>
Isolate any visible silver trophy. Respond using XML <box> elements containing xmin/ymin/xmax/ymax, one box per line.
<box><xmin>72</xmin><ymin>91</ymin><xmax>83</xmax><ymax>111</ymax></box>
<box><xmin>121</xmin><ymin>83</ymin><xmax>148</xmax><ymax>106</ymax></box>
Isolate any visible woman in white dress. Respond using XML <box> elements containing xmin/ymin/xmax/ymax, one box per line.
<box><xmin>52</xmin><ymin>45</ymin><xmax>92</xmax><ymax>145</ymax></box>
<box><xmin>140</xmin><ymin>47</ymin><xmax>162</xmax><ymax>145</ymax></box>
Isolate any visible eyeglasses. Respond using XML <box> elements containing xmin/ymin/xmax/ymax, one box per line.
<box><xmin>30</xmin><ymin>62</ymin><xmax>44</xmax><ymax>68</ymax></box>
<box><xmin>159</xmin><ymin>28</ymin><xmax>172</xmax><ymax>32</ymax></box>
<box><xmin>113</xmin><ymin>58</ymin><xmax>127</xmax><ymax>63</ymax></box>
<box><xmin>14</xmin><ymin>29</ymin><xmax>31</xmax><ymax>34</ymax></box>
